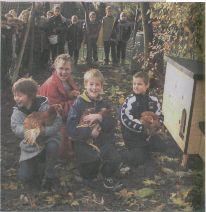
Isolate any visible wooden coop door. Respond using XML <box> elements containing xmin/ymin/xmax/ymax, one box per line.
<box><xmin>162</xmin><ymin>62</ymin><xmax>194</xmax><ymax>151</ymax></box>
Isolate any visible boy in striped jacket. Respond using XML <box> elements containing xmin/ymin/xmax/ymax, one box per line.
<box><xmin>120</xmin><ymin>71</ymin><xmax>164</xmax><ymax>167</ymax></box>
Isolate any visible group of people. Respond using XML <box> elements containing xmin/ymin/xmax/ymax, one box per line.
<box><xmin>2</xmin><ymin>5</ymin><xmax>133</xmax><ymax>80</ymax></box>
<box><xmin>11</xmin><ymin>53</ymin><xmax>165</xmax><ymax>191</ymax></box>
<box><xmin>44</xmin><ymin>5</ymin><xmax>132</xmax><ymax>66</ymax></box>
<box><xmin>1</xmin><ymin>9</ymin><xmax>31</xmax><ymax>78</ymax></box>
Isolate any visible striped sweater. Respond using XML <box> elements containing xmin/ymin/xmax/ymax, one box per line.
<box><xmin>121</xmin><ymin>92</ymin><xmax>164</xmax><ymax>133</ymax></box>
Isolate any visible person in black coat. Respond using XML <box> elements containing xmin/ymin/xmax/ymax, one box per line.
<box><xmin>66</xmin><ymin>15</ymin><xmax>84</xmax><ymax>65</ymax></box>
<box><xmin>46</xmin><ymin>6</ymin><xmax>67</xmax><ymax>60</ymax></box>
<box><xmin>115</xmin><ymin>12</ymin><xmax>132</xmax><ymax>65</ymax></box>
<box><xmin>84</xmin><ymin>12</ymin><xmax>101</xmax><ymax>65</ymax></box>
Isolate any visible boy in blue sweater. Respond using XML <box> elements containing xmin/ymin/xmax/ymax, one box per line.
<box><xmin>67</xmin><ymin>69</ymin><xmax>121</xmax><ymax>190</ymax></box>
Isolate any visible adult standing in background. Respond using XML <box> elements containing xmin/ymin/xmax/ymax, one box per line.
<box><xmin>46</xmin><ymin>6</ymin><xmax>67</xmax><ymax>61</ymax></box>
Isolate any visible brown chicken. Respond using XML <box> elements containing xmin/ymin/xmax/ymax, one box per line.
<box><xmin>76</xmin><ymin>108</ymin><xmax>113</xmax><ymax>152</ymax></box>
<box><xmin>23</xmin><ymin>104</ymin><xmax>62</xmax><ymax>149</ymax></box>
<box><xmin>140</xmin><ymin>111</ymin><xmax>161</xmax><ymax>140</ymax></box>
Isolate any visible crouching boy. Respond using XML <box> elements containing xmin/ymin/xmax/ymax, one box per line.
<box><xmin>67</xmin><ymin>69</ymin><xmax>121</xmax><ymax>190</ymax></box>
<box><xmin>120</xmin><ymin>72</ymin><xmax>164</xmax><ymax>167</ymax></box>
<box><xmin>11</xmin><ymin>78</ymin><xmax>62</xmax><ymax>190</ymax></box>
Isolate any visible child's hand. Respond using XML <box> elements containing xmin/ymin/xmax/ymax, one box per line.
<box><xmin>67</xmin><ymin>90</ymin><xmax>80</xmax><ymax>99</ymax></box>
<box><xmin>83</xmin><ymin>113</ymin><xmax>102</xmax><ymax>125</ymax></box>
<box><xmin>71</xmin><ymin>90</ymin><xmax>80</xmax><ymax>97</ymax></box>
<box><xmin>91</xmin><ymin>124</ymin><xmax>101</xmax><ymax>139</ymax></box>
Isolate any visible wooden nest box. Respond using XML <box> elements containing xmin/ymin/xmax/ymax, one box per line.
<box><xmin>162</xmin><ymin>56</ymin><xmax>205</xmax><ymax>162</ymax></box>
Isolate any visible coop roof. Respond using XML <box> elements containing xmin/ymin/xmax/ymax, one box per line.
<box><xmin>164</xmin><ymin>56</ymin><xmax>205</xmax><ymax>80</ymax></box>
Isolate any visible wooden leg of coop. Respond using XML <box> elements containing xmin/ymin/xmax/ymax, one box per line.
<box><xmin>181</xmin><ymin>154</ymin><xmax>189</xmax><ymax>167</ymax></box>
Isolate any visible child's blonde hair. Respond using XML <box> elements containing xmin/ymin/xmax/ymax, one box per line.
<box><xmin>12</xmin><ymin>78</ymin><xmax>38</xmax><ymax>100</ymax></box>
<box><xmin>54</xmin><ymin>54</ymin><xmax>73</xmax><ymax>68</ymax></box>
<box><xmin>133</xmin><ymin>71</ymin><xmax>149</xmax><ymax>85</ymax></box>
<box><xmin>106</xmin><ymin>6</ymin><xmax>112</xmax><ymax>11</ymax></box>
<box><xmin>84</xmin><ymin>69</ymin><xmax>104</xmax><ymax>85</ymax></box>
<box><xmin>120</xmin><ymin>12</ymin><xmax>127</xmax><ymax>19</ymax></box>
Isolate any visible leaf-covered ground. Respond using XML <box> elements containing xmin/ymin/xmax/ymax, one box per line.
<box><xmin>1</xmin><ymin>63</ymin><xmax>204</xmax><ymax>211</ymax></box>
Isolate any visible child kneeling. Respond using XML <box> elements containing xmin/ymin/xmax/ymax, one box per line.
<box><xmin>120</xmin><ymin>72</ymin><xmax>164</xmax><ymax>167</ymax></box>
<box><xmin>67</xmin><ymin>69</ymin><xmax>121</xmax><ymax>190</ymax></box>
<box><xmin>11</xmin><ymin>78</ymin><xmax>62</xmax><ymax>190</ymax></box>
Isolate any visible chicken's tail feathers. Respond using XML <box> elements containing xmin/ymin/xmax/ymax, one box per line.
<box><xmin>24</xmin><ymin>128</ymin><xmax>41</xmax><ymax>145</ymax></box>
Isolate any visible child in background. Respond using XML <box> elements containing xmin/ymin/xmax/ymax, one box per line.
<box><xmin>116</xmin><ymin>12</ymin><xmax>132</xmax><ymax>66</ymax></box>
<box><xmin>11</xmin><ymin>78</ymin><xmax>62</xmax><ymax>189</ymax></box>
<box><xmin>38</xmin><ymin>54</ymin><xmax>80</xmax><ymax>158</ymax></box>
<box><xmin>46</xmin><ymin>6</ymin><xmax>67</xmax><ymax>60</ymax></box>
<box><xmin>67</xmin><ymin>69</ymin><xmax>122</xmax><ymax>190</ymax></box>
<box><xmin>66</xmin><ymin>15</ymin><xmax>84</xmax><ymax>65</ymax></box>
<box><xmin>120</xmin><ymin>72</ymin><xmax>164</xmax><ymax>167</ymax></box>
<box><xmin>102</xmin><ymin>6</ymin><xmax>117</xmax><ymax>66</ymax></box>
<box><xmin>84</xmin><ymin>12</ymin><xmax>101</xmax><ymax>66</ymax></box>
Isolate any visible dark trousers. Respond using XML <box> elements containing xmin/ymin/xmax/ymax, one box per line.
<box><xmin>74</xmin><ymin>142</ymin><xmax>121</xmax><ymax>179</ymax></box>
<box><xmin>50</xmin><ymin>41</ymin><xmax>65</xmax><ymax>61</ymax></box>
<box><xmin>18</xmin><ymin>141</ymin><xmax>59</xmax><ymax>183</ymax></box>
<box><xmin>103</xmin><ymin>40</ymin><xmax>117</xmax><ymax>64</ymax></box>
<box><xmin>50</xmin><ymin>44</ymin><xmax>58</xmax><ymax>61</ymax></box>
<box><xmin>86</xmin><ymin>38</ymin><xmax>98</xmax><ymax>63</ymax></box>
<box><xmin>121</xmin><ymin>125</ymin><xmax>167</xmax><ymax>167</ymax></box>
<box><xmin>68</xmin><ymin>45</ymin><xmax>80</xmax><ymax>64</ymax></box>
<box><xmin>117</xmin><ymin>41</ymin><xmax>127</xmax><ymax>63</ymax></box>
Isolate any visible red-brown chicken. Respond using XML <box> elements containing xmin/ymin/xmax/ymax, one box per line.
<box><xmin>76</xmin><ymin>108</ymin><xmax>113</xmax><ymax>152</ymax></box>
<box><xmin>140</xmin><ymin>111</ymin><xmax>161</xmax><ymax>140</ymax></box>
<box><xmin>23</xmin><ymin>104</ymin><xmax>62</xmax><ymax>149</ymax></box>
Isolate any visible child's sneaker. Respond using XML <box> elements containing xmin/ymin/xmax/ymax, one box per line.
<box><xmin>103</xmin><ymin>177</ymin><xmax>123</xmax><ymax>191</ymax></box>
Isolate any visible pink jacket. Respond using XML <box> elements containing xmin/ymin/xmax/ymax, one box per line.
<box><xmin>38</xmin><ymin>72</ymin><xmax>79</xmax><ymax>120</ymax></box>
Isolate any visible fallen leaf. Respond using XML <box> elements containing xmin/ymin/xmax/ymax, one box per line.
<box><xmin>2</xmin><ymin>182</ymin><xmax>18</xmax><ymax>190</ymax></box>
<box><xmin>118</xmin><ymin>96</ymin><xmax>125</xmax><ymax>105</ymax></box>
<box><xmin>71</xmin><ymin>200</ymin><xmax>79</xmax><ymax>207</ymax></box>
<box><xmin>45</xmin><ymin>194</ymin><xmax>60</xmax><ymax>205</ymax></box>
<box><xmin>161</xmin><ymin>167</ymin><xmax>175</xmax><ymax>175</ymax></box>
<box><xmin>135</xmin><ymin>188</ymin><xmax>155</xmax><ymax>198</ymax></box>
<box><xmin>143</xmin><ymin>179</ymin><xmax>159</xmax><ymax>186</ymax></box>
<box><xmin>175</xmin><ymin>171</ymin><xmax>192</xmax><ymax>178</ymax></box>
<box><xmin>118</xmin><ymin>188</ymin><xmax>134</xmax><ymax>199</ymax></box>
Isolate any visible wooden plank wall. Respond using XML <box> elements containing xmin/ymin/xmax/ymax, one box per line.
<box><xmin>188</xmin><ymin>80</ymin><xmax>205</xmax><ymax>155</ymax></box>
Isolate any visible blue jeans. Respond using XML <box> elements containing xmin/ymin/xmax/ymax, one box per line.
<box><xmin>18</xmin><ymin>141</ymin><xmax>59</xmax><ymax>182</ymax></box>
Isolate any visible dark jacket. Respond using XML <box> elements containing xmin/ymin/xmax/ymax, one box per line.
<box><xmin>116</xmin><ymin>20</ymin><xmax>132</xmax><ymax>42</ymax></box>
<box><xmin>84</xmin><ymin>20</ymin><xmax>101</xmax><ymax>41</ymax></box>
<box><xmin>121</xmin><ymin>92</ymin><xmax>164</xmax><ymax>133</ymax></box>
<box><xmin>66</xmin><ymin>23</ymin><xmax>84</xmax><ymax>49</ymax></box>
<box><xmin>46</xmin><ymin>15</ymin><xmax>67</xmax><ymax>41</ymax></box>
<box><xmin>67</xmin><ymin>91</ymin><xmax>116</xmax><ymax>147</ymax></box>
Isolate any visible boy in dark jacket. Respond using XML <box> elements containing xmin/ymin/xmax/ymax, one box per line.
<box><xmin>116</xmin><ymin>12</ymin><xmax>132</xmax><ymax>65</ymax></box>
<box><xmin>84</xmin><ymin>12</ymin><xmax>101</xmax><ymax>65</ymax></box>
<box><xmin>66</xmin><ymin>15</ymin><xmax>84</xmax><ymax>65</ymax></box>
<box><xmin>11</xmin><ymin>78</ymin><xmax>62</xmax><ymax>190</ymax></box>
<box><xmin>120</xmin><ymin>72</ymin><xmax>164</xmax><ymax>167</ymax></box>
<box><xmin>67</xmin><ymin>69</ymin><xmax>121</xmax><ymax>190</ymax></box>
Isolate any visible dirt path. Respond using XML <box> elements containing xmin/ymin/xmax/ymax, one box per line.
<box><xmin>1</xmin><ymin>64</ymin><xmax>204</xmax><ymax>211</ymax></box>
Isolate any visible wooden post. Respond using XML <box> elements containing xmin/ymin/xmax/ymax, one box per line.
<box><xmin>11</xmin><ymin>3</ymin><xmax>34</xmax><ymax>83</ymax></box>
<box><xmin>28</xmin><ymin>2</ymin><xmax>35</xmax><ymax>74</ymax></box>
<box><xmin>140</xmin><ymin>3</ymin><xmax>149</xmax><ymax>61</ymax></box>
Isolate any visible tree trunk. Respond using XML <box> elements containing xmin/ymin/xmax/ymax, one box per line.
<box><xmin>140</xmin><ymin>3</ymin><xmax>153</xmax><ymax>63</ymax></box>
<box><xmin>28</xmin><ymin>2</ymin><xmax>35</xmax><ymax>74</ymax></box>
<box><xmin>11</xmin><ymin>3</ymin><xmax>34</xmax><ymax>83</ymax></box>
